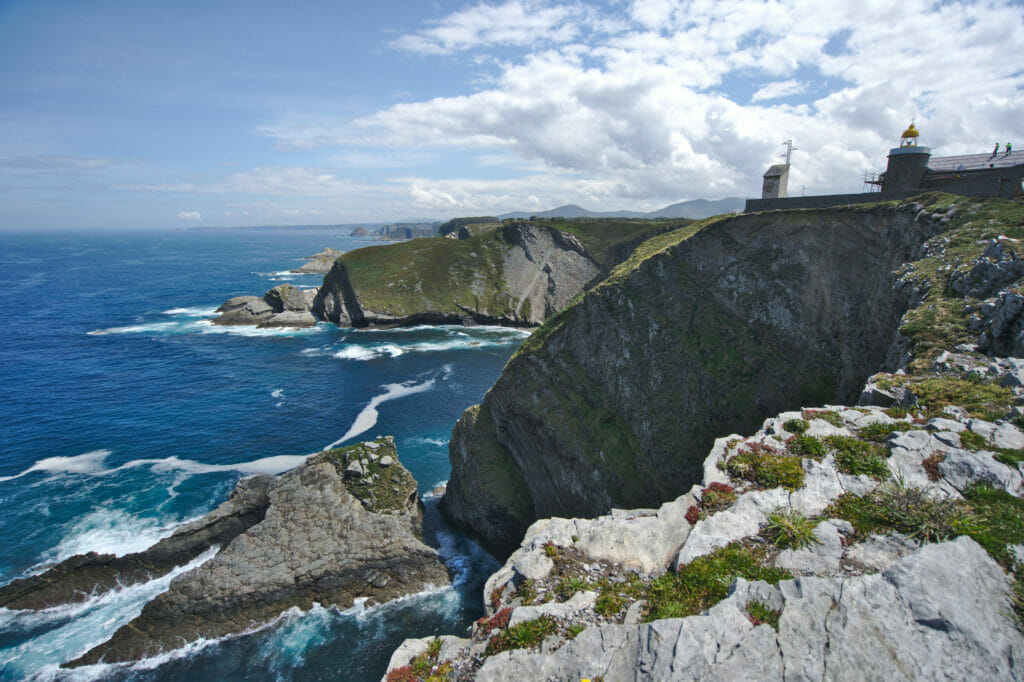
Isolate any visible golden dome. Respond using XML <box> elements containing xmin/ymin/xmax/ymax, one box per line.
<box><xmin>901</xmin><ymin>123</ymin><xmax>919</xmax><ymax>139</ymax></box>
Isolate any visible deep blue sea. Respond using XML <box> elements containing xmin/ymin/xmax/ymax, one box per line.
<box><xmin>0</xmin><ymin>229</ymin><xmax>525</xmax><ymax>681</ymax></box>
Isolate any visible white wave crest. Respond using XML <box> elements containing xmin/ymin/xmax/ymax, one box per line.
<box><xmin>322</xmin><ymin>379</ymin><xmax>436</xmax><ymax>450</ymax></box>
<box><xmin>271</xmin><ymin>389</ymin><xmax>284</xmax><ymax>398</ymax></box>
<box><xmin>39</xmin><ymin>509</ymin><xmax>186</xmax><ymax>565</ymax></box>
<box><xmin>1</xmin><ymin>546</ymin><xmax>220</xmax><ymax>680</ymax></box>
<box><xmin>161</xmin><ymin>306</ymin><xmax>219</xmax><ymax>317</ymax></box>
<box><xmin>87</xmin><ymin>317</ymin><xmax>324</xmax><ymax>338</ymax></box>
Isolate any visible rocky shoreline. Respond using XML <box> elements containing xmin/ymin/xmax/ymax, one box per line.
<box><xmin>0</xmin><ymin>438</ymin><xmax>450</xmax><ymax>668</ymax></box>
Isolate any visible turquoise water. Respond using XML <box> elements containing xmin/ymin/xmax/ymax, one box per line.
<box><xmin>0</xmin><ymin>229</ymin><xmax>522</xmax><ymax>680</ymax></box>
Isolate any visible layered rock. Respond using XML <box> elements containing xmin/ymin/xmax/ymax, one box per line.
<box><xmin>212</xmin><ymin>283</ymin><xmax>318</xmax><ymax>328</ymax></box>
<box><xmin>313</xmin><ymin>223</ymin><xmax>602</xmax><ymax>328</ymax></box>
<box><xmin>443</xmin><ymin>201</ymin><xmax>952</xmax><ymax>556</ymax></box>
<box><xmin>291</xmin><ymin>246</ymin><xmax>344</xmax><ymax>274</ymax></box>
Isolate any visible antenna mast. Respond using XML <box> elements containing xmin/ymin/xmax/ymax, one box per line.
<box><xmin>781</xmin><ymin>139</ymin><xmax>797</xmax><ymax>165</ymax></box>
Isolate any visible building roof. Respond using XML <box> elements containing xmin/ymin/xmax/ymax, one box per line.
<box><xmin>763</xmin><ymin>164</ymin><xmax>789</xmax><ymax>177</ymax></box>
<box><xmin>901</xmin><ymin>123</ymin><xmax>919</xmax><ymax>139</ymax></box>
<box><xmin>929</xmin><ymin>150</ymin><xmax>1024</xmax><ymax>172</ymax></box>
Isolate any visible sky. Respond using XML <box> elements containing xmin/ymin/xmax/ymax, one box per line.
<box><xmin>1</xmin><ymin>0</ymin><xmax>1022</xmax><ymax>230</ymax></box>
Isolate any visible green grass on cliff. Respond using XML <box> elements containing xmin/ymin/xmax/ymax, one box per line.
<box><xmin>311</xmin><ymin>438</ymin><xmax>417</xmax><ymax>513</ymax></box>
<box><xmin>340</xmin><ymin>234</ymin><xmax>514</xmax><ymax>318</ymax></box>
<box><xmin>535</xmin><ymin>217</ymin><xmax>687</xmax><ymax>264</ymax></box>
<box><xmin>892</xmin><ymin>193</ymin><xmax>1024</xmax><ymax>370</ymax></box>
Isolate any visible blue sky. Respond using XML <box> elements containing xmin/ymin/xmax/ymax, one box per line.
<box><xmin>1</xmin><ymin>0</ymin><xmax>1022</xmax><ymax>229</ymax></box>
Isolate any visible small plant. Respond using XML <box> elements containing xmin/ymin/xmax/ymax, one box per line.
<box><xmin>386</xmin><ymin>666</ymin><xmax>417</xmax><ymax>682</ymax></box>
<box><xmin>959</xmin><ymin>430</ymin><xmax>987</xmax><ymax>450</ymax></box>
<box><xmin>685</xmin><ymin>504</ymin><xmax>701</xmax><ymax>524</ymax></box>
<box><xmin>489</xmin><ymin>585</ymin><xmax>505</xmax><ymax>611</ymax></box>
<box><xmin>885</xmin><ymin>407</ymin><xmax>909</xmax><ymax>418</ymax></box>
<box><xmin>907</xmin><ymin>376</ymin><xmax>1012</xmax><ymax>420</ymax></box>
<box><xmin>783</xmin><ymin>418</ymin><xmax>809</xmax><ymax>434</ymax></box>
<box><xmin>543</xmin><ymin>541</ymin><xmax>560</xmax><ymax>558</ymax></box>
<box><xmin>595</xmin><ymin>592</ymin><xmax>627</xmax><ymax>617</ymax></box>
<box><xmin>518</xmin><ymin>579</ymin><xmax>537</xmax><ymax>605</ymax></box>
<box><xmin>802</xmin><ymin>409</ymin><xmax>844</xmax><ymax>427</ymax></box>
<box><xmin>764</xmin><ymin>509</ymin><xmax>820</xmax><ymax>549</ymax></box>
<box><xmin>921</xmin><ymin>452</ymin><xmax>946</xmax><ymax>481</ymax></box>
<box><xmin>426</xmin><ymin>637</ymin><xmax>442</xmax><ymax>659</ymax></box>
<box><xmin>478</xmin><ymin>606</ymin><xmax>512</xmax><ymax>635</ymax></box>
<box><xmin>856</xmin><ymin>421</ymin><xmax>916</xmax><ymax>442</ymax></box>
<box><xmin>701</xmin><ymin>482</ymin><xmax>737</xmax><ymax>509</ymax></box>
<box><xmin>566</xmin><ymin>623</ymin><xmax>587</xmax><ymax>639</ymax></box>
<box><xmin>724</xmin><ymin>447</ymin><xmax>804</xmax><ymax>491</ymax></box>
<box><xmin>787</xmin><ymin>434</ymin><xmax>825</xmax><ymax>459</ymax></box>
<box><xmin>825</xmin><ymin>435</ymin><xmax>890</xmax><ymax>479</ymax></box>
<box><xmin>746</xmin><ymin>600</ymin><xmax>781</xmax><ymax>630</ymax></box>
<box><xmin>555</xmin><ymin>576</ymin><xmax>588</xmax><ymax>601</ymax></box>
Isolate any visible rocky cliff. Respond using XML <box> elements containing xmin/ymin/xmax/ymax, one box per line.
<box><xmin>313</xmin><ymin>221</ymin><xmax>670</xmax><ymax>328</ymax></box>
<box><xmin>443</xmin><ymin>198</ymin><xmax>978</xmax><ymax>556</ymax></box>
<box><xmin>387</xmin><ymin>354</ymin><xmax>1024</xmax><ymax>680</ymax></box>
<box><xmin>291</xmin><ymin>246</ymin><xmax>344</xmax><ymax>273</ymax></box>
<box><xmin>212</xmin><ymin>283</ymin><xmax>318</xmax><ymax>328</ymax></box>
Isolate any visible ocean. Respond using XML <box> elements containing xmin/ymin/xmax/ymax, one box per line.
<box><xmin>0</xmin><ymin>228</ymin><xmax>526</xmax><ymax>680</ymax></box>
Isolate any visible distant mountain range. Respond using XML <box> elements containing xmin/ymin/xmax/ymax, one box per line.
<box><xmin>495</xmin><ymin>197</ymin><xmax>745</xmax><ymax>221</ymax></box>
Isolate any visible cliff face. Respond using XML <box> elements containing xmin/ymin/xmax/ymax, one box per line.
<box><xmin>443</xmin><ymin>201</ymin><xmax>951</xmax><ymax>556</ymax></box>
<box><xmin>313</xmin><ymin>223</ymin><xmax>601</xmax><ymax>328</ymax></box>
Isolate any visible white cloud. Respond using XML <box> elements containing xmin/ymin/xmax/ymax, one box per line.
<box><xmin>389</xmin><ymin>0</ymin><xmax>586</xmax><ymax>54</ymax></box>
<box><xmin>751</xmin><ymin>80</ymin><xmax>806</xmax><ymax>103</ymax></box>
<box><xmin>177</xmin><ymin>211</ymin><xmax>202</xmax><ymax>221</ymax></box>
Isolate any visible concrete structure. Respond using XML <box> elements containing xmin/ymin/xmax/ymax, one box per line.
<box><xmin>761</xmin><ymin>164</ymin><xmax>789</xmax><ymax>199</ymax></box>
<box><xmin>746</xmin><ymin>125</ymin><xmax>1024</xmax><ymax>212</ymax></box>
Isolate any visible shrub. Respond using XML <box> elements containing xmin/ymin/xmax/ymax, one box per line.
<box><xmin>825</xmin><ymin>435</ymin><xmax>890</xmax><ymax>479</ymax></box>
<box><xmin>783</xmin><ymin>418</ymin><xmax>809</xmax><ymax>434</ymax></box>
<box><xmin>764</xmin><ymin>509</ymin><xmax>820</xmax><ymax>549</ymax></box>
<box><xmin>921</xmin><ymin>452</ymin><xmax>946</xmax><ymax>482</ymax></box>
<box><xmin>857</xmin><ymin>421</ymin><xmax>916</xmax><ymax>442</ymax></box>
<box><xmin>746</xmin><ymin>601</ymin><xmax>781</xmax><ymax>630</ymax></box>
<box><xmin>788</xmin><ymin>434</ymin><xmax>825</xmax><ymax>459</ymax></box>
<box><xmin>685</xmin><ymin>505</ymin><xmax>701</xmax><ymax>525</ymax></box>
<box><xmin>724</xmin><ymin>445</ymin><xmax>804</xmax><ymax>491</ymax></box>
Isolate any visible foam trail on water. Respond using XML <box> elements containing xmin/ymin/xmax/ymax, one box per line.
<box><xmin>39</xmin><ymin>509</ymin><xmax>188</xmax><ymax>564</ymax></box>
<box><xmin>323</xmin><ymin>379</ymin><xmax>436</xmax><ymax>450</ymax></box>
<box><xmin>0</xmin><ymin>450</ymin><xmax>111</xmax><ymax>483</ymax></box>
<box><xmin>161</xmin><ymin>306</ymin><xmax>219</xmax><ymax>317</ymax></box>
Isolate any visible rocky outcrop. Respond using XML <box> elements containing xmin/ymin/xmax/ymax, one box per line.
<box><xmin>388</xmin><ymin>377</ymin><xmax>1024</xmax><ymax>680</ymax></box>
<box><xmin>0</xmin><ymin>475</ymin><xmax>271</xmax><ymax>610</ymax></box>
<box><xmin>1</xmin><ymin>438</ymin><xmax>448</xmax><ymax>667</ymax></box>
<box><xmin>313</xmin><ymin>223</ymin><xmax>602</xmax><ymax>328</ymax></box>
<box><xmin>291</xmin><ymin>246</ymin><xmax>344</xmax><ymax>273</ymax></box>
<box><xmin>212</xmin><ymin>283</ymin><xmax>318</xmax><ymax>328</ymax></box>
<box><xmin>443</xmin><ymin>201</ymin><xmax>952</xmax><ymax>556</ymax></box>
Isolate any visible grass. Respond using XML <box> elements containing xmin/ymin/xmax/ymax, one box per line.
<box><xmin>764</xmin><ymin>509</ymin><xmax>820</xmax><ymax>549</ymax></box>
<box><xmin>312</xmin><ymin>437</ymin><xmax>417</xmax><ymax>513</ymax></box>
<box><xmin>828</xmin><ymin>480</ymin><xmax>977</xmax><ymax>542</ymax></box>
<box><xmin>824</xmin><ymin>435</ymin><xmax>890</xmax><ymax>479</ymax></box>
<box><xmin>907</xmin><ymin>376</ymin><xmax>1013</xmax><ymax>420</ymax></box>
<box><xmin>746</xmin><ymin>601</ymin><xmax>781</xmax><ymax>630</ymax></box>
<box><xmin>639</xmin><ymin>543</ymin><xmax>791</xmax><ymax>622</ymax></box>
<box><xmin>960</xmin><ymin>484</ymin><xmax>1024</xmax><ymax>568</ymax></box>
<box><xmin>723</xmin><ymin>443</ymin><xmax>805</xmax><ymax>491</ymax></box>
<box><xmin>956</xmin><ymin>428</ymin><xmax>1024</xmax><ymax>467</ymax></box>
<box><xmin>802</xmin><ymin>409</ymin><xmax>844</xmax><ymax>427</ymax></box>
<box><xmin>856</xmin><ymin>421</ymin><xmax>917</xmax><ymax>442</ymax></box>
<box><xmin>787</xmin><ymin>434</ymin><xmax>825</xmax><ymax>459</ymax></box>
<box><xmin>566</xmin><ymin>623</ymin><xmax>587</xmax><ymax>639</ymax></box>
<box><xmin>594</xmin><ymin>592</ymin><xmax>627</xmax><ymax>617</ymax></box>
<box><xmin>485</xmin><ymin>616</ymin><xmax>558</xmax><ymax>656</ymax></box>
<box><xmin>555</xmin><ymin>576</ymin><xmax>588</xmax><ymax>601</ymax></box>
<box><xmin>518</xmin><ymin>579</ymin><xmax>537</xmax><ymax>605</ymax></box>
